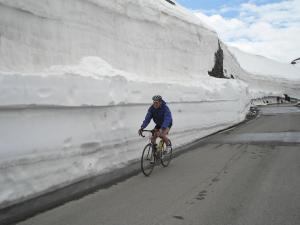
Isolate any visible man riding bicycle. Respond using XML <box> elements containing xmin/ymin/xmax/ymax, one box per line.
<box><xmin>138</xmin><ymin>95</ymin><xmax>173</xmax><ymax>152</ymax></box>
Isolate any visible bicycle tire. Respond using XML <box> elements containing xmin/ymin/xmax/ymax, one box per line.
<box><xmin>161</xmin><ymin>140</ymin><xmax>172</xmax><ymax>167</ymax></box>
<box><xmin>141</xmin><ymin>143</ymin><xmax>155</xmax><ymax>176</ymax></box>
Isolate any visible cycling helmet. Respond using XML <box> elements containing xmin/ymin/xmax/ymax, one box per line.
<box><xmin>152</xmin><ymin>95</ymin><xmax>162</xmax><ymax>101</ymax></box>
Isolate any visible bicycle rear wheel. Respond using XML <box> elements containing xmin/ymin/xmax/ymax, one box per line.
<box><xmin>161</xmin><ymin>140</ymin><xmax>172</xmax><ymax>167</ymax></box>
<box><xmin>141</xmin><ymin>143</ymin><xmax>155</xmax><ymax>176</ymax></box>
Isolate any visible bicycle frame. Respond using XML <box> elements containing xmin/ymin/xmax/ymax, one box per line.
<box><xmin>141</xmin><ymin>130</ymin><xmax>165</xmax><ymax>151</ymax></box>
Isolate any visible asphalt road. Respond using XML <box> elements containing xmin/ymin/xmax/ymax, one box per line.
<box><xmin>17</xmin><ymin>105</ymin><xmax>300</xmax><ymax>225</ymax></box>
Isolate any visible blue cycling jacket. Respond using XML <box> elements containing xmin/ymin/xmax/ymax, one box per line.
<box><xmin>141</xmin><ymin>100</ymin><xmax>173</xmax><ymax>129</ymax></box>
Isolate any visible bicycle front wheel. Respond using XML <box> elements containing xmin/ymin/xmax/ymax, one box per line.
<box><xmin>141</xmin><ymin>143</ymin><xmax>155</xmax><ymax>176</ymax></box>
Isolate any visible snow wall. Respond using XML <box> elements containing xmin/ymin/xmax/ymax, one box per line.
<box><xmin>0</xmin><ymin>99</ymin><xmax>249</xmax><ymax>208</ymax></box>
<box><xmin>228</xmin><ymin>47</ymin><xmax>300</xmax><ymax>99</ymax></box>
<box><xmin>0</xmin><ymin>0</ymin><xmax>292</xmax><ymax>207</ymax></box>
<box><xmin>0</xmin><ymin>0</ymin><xmax>220</xmax><ymax>77</ymax></box>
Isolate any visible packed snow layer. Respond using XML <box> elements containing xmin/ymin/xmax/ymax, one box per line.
<box><xmin>0</xmin><ymin>56</ymin><xmax>248</xmax><ymax>106</ymax></box>
<box><xmin>0</xmin><ymin>0</ymin><xmax>220</xmax><ymax>81</ymax></box>
<box><xmin>0</xmin><ymin>56</ymin><xmax>251</xmax><ymax>207</ymax></box>
<box><xmin>228</xmin><ymin>47</ymin><xmax>300</xmax><ymax>99</ymax></box>
<box><xmin>0</xmin><ymin>98</ymin><xmax>250</xmax><ymax>207</ymax></box>
<box><xmin>229</xmin><ymin>47</ymin><xmax>300</xmax><ymax>80</ymax></box>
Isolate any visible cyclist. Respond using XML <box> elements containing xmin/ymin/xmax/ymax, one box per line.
<box><xmin>138</xmin><ymin>95</ymin><xmax>173</xmax><ymax>152</ymax></box>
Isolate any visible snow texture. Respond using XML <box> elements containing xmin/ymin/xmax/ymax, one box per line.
<box><xmin>228</xmin><ymin>46</ymin><xmax>300</xmax><ymax>99</ymax></box>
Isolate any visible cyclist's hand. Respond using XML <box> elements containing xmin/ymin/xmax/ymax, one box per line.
<box><xmin>138</xmin><ymin>128</ymin><xmax>144</xmax><ymax>136</ymax></box>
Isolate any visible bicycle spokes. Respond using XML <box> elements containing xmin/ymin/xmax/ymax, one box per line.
<box><xmin>141</xmin><ymin>144</ymin><xmax>155</xmax><ymax>176</ymax></box>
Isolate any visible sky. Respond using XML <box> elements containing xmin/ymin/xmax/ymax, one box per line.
<box><xmin>176</xmin><ymin>0</ymin><xmax>300</xmax><ymax>63</ymax></box>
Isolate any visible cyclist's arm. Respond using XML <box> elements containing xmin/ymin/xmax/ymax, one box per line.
<box><xmin>161</xmin><ymin>106</ymin><xmax>172</xmax><ymax>129</ymax></box>
<box><xmin>141</xmin><ymin>109</ymin><xmax>152</xmax><ymax>129</ymax></box>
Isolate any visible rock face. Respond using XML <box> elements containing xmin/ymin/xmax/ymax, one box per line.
<box><xmin>208</xmin><ymin>40</ymin><xmax>226</xmax><ymax>79</ymax></box>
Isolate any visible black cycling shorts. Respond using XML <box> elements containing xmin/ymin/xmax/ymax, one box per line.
<box><xmin>154</xmin><ymin>122</ymin><xmax>172</xmax><ymax>130</ymax></box>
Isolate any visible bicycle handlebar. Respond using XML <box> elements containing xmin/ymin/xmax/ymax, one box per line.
<box><xmin>140</xmin><ymin>129</ymin><xmax>154</xmax><ymax>137</ymax></box>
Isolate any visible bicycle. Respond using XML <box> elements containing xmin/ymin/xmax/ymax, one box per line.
<box><xmin>140</xmin><ymin>130</ymin><xmax>173</xmax><ymax>176</ymax></box>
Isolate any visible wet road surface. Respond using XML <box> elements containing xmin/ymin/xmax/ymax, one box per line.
<box><xmin>17</xmin><ymin>105</ymin><xmax>300</xmax><ymax>225</ymax></box>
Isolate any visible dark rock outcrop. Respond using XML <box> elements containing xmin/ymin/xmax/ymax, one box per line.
<box><xmin>208</xmin><ymin>40</ymin><xmax>227</xmax><ymax>79</ymax></box>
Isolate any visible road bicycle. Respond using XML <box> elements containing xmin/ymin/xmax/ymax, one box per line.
<box><xmin>140</xmin><ymin>130</ymin><xmax>173</xmax><ymax>176</ymax></box>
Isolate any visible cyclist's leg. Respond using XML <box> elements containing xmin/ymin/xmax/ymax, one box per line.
<box><xmin>151</xmin><ymin>128</ymin><xmax>160</xmax><ymax>146</ymax></box>
<box><xmin>159</xmin><ymin>127</ymin><xmax>171</xmax><ymax>146</ymax></box>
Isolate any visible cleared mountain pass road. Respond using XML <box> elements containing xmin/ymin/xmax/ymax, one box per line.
<box><xmin>18</xmin><ymin>105</ymin><xmax>300</xmax><ymax>225</ymax></box>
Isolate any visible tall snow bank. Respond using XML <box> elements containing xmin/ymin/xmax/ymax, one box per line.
<box><xmin>0</xmin><ymin>56</ymin><xmax>248</xmax><ymax>106</ymax></box>
<box><xmin>0</xmin><ymin>0</ymin><xmax>219</xmax><ymax>81</ymax></box>
<box><xmin>229</xmin><ymin>47</ymin><xmax>300</xmax><ymax>81</ymax></box>
<box><xmin>0</xmin><ymin>98</ymin><xmax>249</xmax><ymax>208</ymax></box>
<box><xmin>228</xmin><ymin>47</ymin><xmax>300</xmax><ymax>99</ymax></box>
<box><xmin>0</xmin><ymin>56</ymin><xmax>251</xmax><ymax>207</ymax></box>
